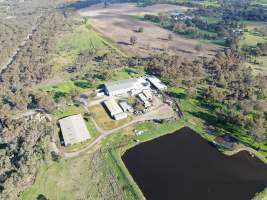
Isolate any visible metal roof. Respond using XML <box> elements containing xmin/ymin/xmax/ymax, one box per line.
<box><xmin>119</xmin><ymin>101</ymin><xmax>133</xmax><ymax>112</ymax></box>
<box><xmin>103</xmin><ymin>99</ymin><xmax>123</xmax><ymax>116</ymax></box>
<box><xmin>147</xmin><ymin>76</ymin><xmax>167</xmax><ymax>90</ymax></box>
<box><xmin>143</xmin><ymin>89</ymin><xmax>152</xmax><ymax>99</ymax></box>
<box><xmin>59</xmin><ymin>114</ymin><xmax>91</xmax><ymax>146</ymax></box>
<box><xmin>105</xmin><ymin>78</ymin><xmax>138</xmax><ymax>93</ymax></box>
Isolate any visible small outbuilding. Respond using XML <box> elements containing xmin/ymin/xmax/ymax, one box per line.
<box><xmin>119</xmin><ymin>101</ymin><xmax>134</xmax><ymax>113</ymax></box>
<box><xmin>103</xmin><ymin>99</ymin><xmax>127</xmax><ymax>120</ymax></box>
<box><xmin>59</xmin><ymin>114</ymin><xmax>91</xmax><ymax>146</ymax></box>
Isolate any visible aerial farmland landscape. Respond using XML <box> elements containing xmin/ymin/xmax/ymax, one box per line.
<box><xmin>0</xmin><ymin>0</ymin><xmax>267</xmax><ymax>200</ymax></box>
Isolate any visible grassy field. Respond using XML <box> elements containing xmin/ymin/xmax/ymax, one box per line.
<box><xmin>111</xmin><ymin>67</ymin><xmax>145</xmax><ymax>81</ymax></box>
<box><xmin>57</xmin><ymin>25</ymin><xmax>109</xmax><ymax>61</ymax></box>
<box><xmin>244</xmin><ymin>56</ymin><xmax>267</xmax><ymax>75</ymax></box>
<box><xmin>241</xmin><ymin>32</ymin><xmax>267</xmax><ymax>46</ymax></box>
<box><xmin>89</xmin><ymin>104</ymin><xmax>132</xmax><ymax>130</ymax></box>
<box><xmin>52</xmin><ymin>104</ymin><xmax>86</xmax><ymax>119</ymax></box>
<box><xmin>19</xmin><ymin>150</ymin><xmax>127</xmax><ymax>200</ymax></box>
<box><xmin>39</xmin><ymin>80</ymin><xmax>91</xmax><ymax>94</ymax></box>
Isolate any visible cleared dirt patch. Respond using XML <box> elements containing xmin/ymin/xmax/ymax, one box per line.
<box><xmin>78</xmin><ymin>3</ymin><xmax>220</xmax><ymax>58</ymax></box>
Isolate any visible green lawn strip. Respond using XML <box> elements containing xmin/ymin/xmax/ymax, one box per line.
<box><xmin>57</xmin><ymin>27</ymin><xmax>109</xmax><ymax>58</ymax></box>
<box><xmin>111</xmin><ymin>67</ymin><xmax>145</xmax><ymax>81</ymax></box>
<box><xmin>52</xmin><ymin>105</ymin><xmax>86</xmax><ymax>119</ymax></box>
<box><xmin>39</xmin><ymin>79</ymin><xmax>92</xmax><ymax>95</ymax></box>
<box><xmin>134</xmin><ymin>120</ymin><xmax>184</xmax><ymax>142</ymax></box>
<box><xmin>85</xmin><ymin>118</ymin><xmax>99</xmax><ymax>138</ymax></box>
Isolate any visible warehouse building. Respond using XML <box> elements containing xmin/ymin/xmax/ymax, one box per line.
<box><xmin>104</xmin><ymin>78</ymin><xmax>150</xmax><ymax>96</ymax></box>
<box><xmin>147</xmin><ymin>76</ymin><xmax>167</xmax><ymax>91</ymax></box>
<box><xmin>59</xmin><ymin>114</ymin><xmax>91</xmax><ymax>146</ymax></box>
<box><xmin>103</xmin><ymin>99</ymin><xmax>127</xmax><ymax>120</ymax></box>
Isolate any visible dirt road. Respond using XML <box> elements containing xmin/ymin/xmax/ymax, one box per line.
<box><xmin>78</xmin><ymin>3</ymin><xmax>219</xmax><ymax>58</ymax></box>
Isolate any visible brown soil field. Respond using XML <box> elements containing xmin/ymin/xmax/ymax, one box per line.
<box><xmin>78</xmin><ymin>3</ymin><xmax>220</xmax><ymax>58</ymax></box>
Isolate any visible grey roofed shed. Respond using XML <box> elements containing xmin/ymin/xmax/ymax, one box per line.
<box><xmin>104</xmin><ymin>78</ymin><xmax>137</xmax><ymax>95</ymax></box>
<box><xmin>103</xmin><ymin>99</ymin><xmax>124</xmax><ymax>116</ymax></box>
<box><xmin>59</xmin><ymin>114</ymin><xmax>91</xmax><ymax>146</ymax></box>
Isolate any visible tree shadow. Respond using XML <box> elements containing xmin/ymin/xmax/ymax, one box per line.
<box><xmin>168</xmin><ymin>91</ymin><xmax>186</xmax><ymax>99</ymax></box>
<box><xmin>60</xmin><ymin>0</ymin><xmax>99</xmax><ymax>10</ymax></box>
<box><xmin>36</xmin><ymin>194</ymin><xmax>48</xmax><ymax>200</ymax></box>
<box><xmin>117</xmin><ymin>41</ymin><xmax>130</xmax><ymax>46</ymax></box>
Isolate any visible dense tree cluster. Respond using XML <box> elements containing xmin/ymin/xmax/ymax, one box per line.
<box><xmin>0</xmin><ymin>116</ymin><xmax>54</xmax><ymax>199</ymax></box>
<box><xmin>141</xmin><ymin>48</ymin><xmax>267</xmax><ymax>143</ymax></box>
<box><xmin>143</xmin><ymin>53</ymin><xmax>205</xmax><ymax>87</ymax></box>
<box><xmin>203</xmin><ymin>49</ymin><xmax>267</xmax><ymax>141</ymax></box>
<box><xmin>0</xmin><ymin>3</ymin><xmax>78</xmax><ymax>198</ymax></box>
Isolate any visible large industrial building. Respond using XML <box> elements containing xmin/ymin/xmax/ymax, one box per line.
<box><xmin>59</xmin><ymin>114</ymin><xmax>91</xmax><ymax>146</ymax></box>
<box><xmin>103</xmin><ymin>99</ymin><xmax>127</xmax><ymax>120</ymax></box>
<box><xmin>104</xmin><ymin>78</ymin><xmax>150</xmax><ymax>96</ymax></box>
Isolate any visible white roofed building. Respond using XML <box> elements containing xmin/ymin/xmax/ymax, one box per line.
<box><xmin>119</xmin><ymin>101</ymin><xmax>134</xmax><ymax>112</ymax></box>
<box><xmin>104</xmin><ymin>78</ymin><xmax>150</xmax><ymax>96</ymax></box>
<box><xmin>103</xmin><ymin>99</ymin><xmax>123</xmax><ymax>116</ymax></box>
<box><xmin>147</xmin><ymin>76</ymin><xmax>167</xmax><ymax>91</ymax></box>
<box><xmin>59</xmin><ymin>114</ymin><xmax>91</xmax><ymax>146</ymax></box>
<box><xmin>103</xmin><ymin>99</ymin><xmax>127</xmax><ymax>120</ymax></box>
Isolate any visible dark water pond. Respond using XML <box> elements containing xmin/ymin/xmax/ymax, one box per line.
<box><xmin>122</xmin><ymin>127</ymin><xmax>267</xmax><ymax>200</ymax></box>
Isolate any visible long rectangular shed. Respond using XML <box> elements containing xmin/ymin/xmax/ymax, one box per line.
<box><xmin>103</xmin><ymin>99</ymin><xmax>123</xmax><ymax>116</ymax></box>
<box><xmin>104</xmin><ymin>79</ymin><xmax>137</xmax><ymax>96</ymax></box>
<box><xmin>59</xmin><ymin>114</ymin><xmax>91</xmax><ymax>146</ymax></box>
<box><xmin>147</xmin><ymin>76</ymin><xmax>167</xmax><ymax>91</ymax></box>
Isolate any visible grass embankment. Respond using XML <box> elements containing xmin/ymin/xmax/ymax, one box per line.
<box><xmin>253</xmin><ymin>188</ymin><xmax>267</xmax><ymax>200</ymax></box>
<box><xmin>104</xmin><ymin>149</ymin><xmax>144</xmax><ymax>200</ymax></box>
